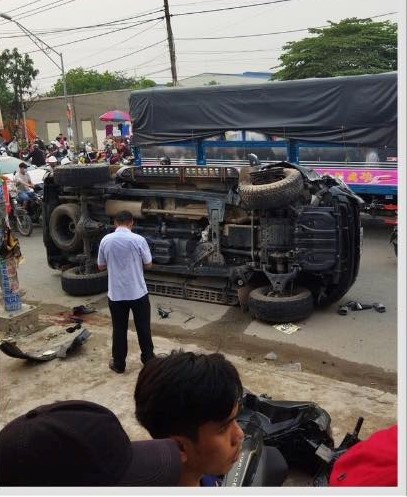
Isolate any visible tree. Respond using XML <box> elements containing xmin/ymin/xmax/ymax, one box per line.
<box><xmin>47</xmin><ymin>68</ymin><xmax>156</xmax><ymax>96</ymax></box>
<box><xmin>273</xmin><ymin>18</ymin><xmax>397</xmax><ymax>80</ymax></box>
<box><xmin>0</xmin><ymin>48</ymin><xmax>38</xmax><ymax>131</ymax></box>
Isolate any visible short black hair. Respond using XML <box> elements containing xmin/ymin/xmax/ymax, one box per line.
<box><xmin>114</xmin><ymin>210</ymin><xmax>134</xmax><ymax>224</ymax></box>
<box><xmin>19</xmin><ymin>162</ymin><xmax>27</xmax><ymax>168</ymax></box>
<box><xmin>134</xmin><ymin>350</ymin><xmax>243</xmax><ymax>440</ymax></box>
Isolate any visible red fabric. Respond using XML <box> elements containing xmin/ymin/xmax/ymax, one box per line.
<box><xmin>330</xmin><ymin>425</ymin><xmax>398</xmax><ymax>487</ymax></box>
<box><xmin>2</xmin><ymin>181</ymin><xmax>11</xmax><ymax>214</ymax></box>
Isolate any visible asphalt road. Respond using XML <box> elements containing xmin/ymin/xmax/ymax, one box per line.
<box><xmin>14</xmin><ymin>220</ymin><xmax>397</xmax><ymax>373</ymax></box>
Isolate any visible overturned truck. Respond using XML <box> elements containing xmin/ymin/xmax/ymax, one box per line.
<box><xmin>42</xmin><ymin>73</ymin><xmax>398</xmax><ymax>322</ymax></box>
<box><xmin>43</xmin><ymin>160</ymin><xmax>362</xmax><ymax>323</ymax></box>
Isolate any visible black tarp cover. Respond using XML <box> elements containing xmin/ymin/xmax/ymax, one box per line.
<box><xmin>129</xmin><ymin>72</ymin><xmax>397</xmax><ymax>147</ymax></box>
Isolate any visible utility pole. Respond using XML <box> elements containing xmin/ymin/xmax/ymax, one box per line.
<box><xmin>163</xmin><ymin>0</ymin><xmax>178</xmax><ymax>86</ymax></box>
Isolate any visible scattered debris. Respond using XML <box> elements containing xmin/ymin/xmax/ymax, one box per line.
<box><xmin>0</xmin><ymin>329</ymin><xmax>92</xmax><ymax>362</ymax></box>
<box><xmin>183</xmin><ymin>316</ymin><xmax>195</xmax><ymax>324</ymax></box>
<box><xmin>337</xmin><ymin>301</ymin><xmax>386</xmax><ymax>315</ymax></box>
<box><xmin>69</xmin><ymin>316</ymin><xmax>84</xmax><ymax>324</ymax></box>
<box><xmin>264</xmin><ymin>351</ymin><xmax>278</xmax><ymax>361</ymax></box>
<box><xmin>66</xmin><ymin>322</ymin><xmax>82</xmax><ymax>334</ymax></box>
<box><xmin>279</xmin><ymin>362</ymin><xmax>302</xmax><ymax>372</ymax></box>
<box><xmin>157</xmin><ymin>306</ymin><xmax>173</xmax><ymax>319</ymax></box>
<box><xmin>274</xmin><ymin>323</ymin><xmax>300</xmax><ymax>335</ymax></box>
<box><xmin>72</xmin><ymin>305</ymin><xmax>95</xmax><ymax>316</ymax></box>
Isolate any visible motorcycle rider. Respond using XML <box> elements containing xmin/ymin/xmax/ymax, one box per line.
<box><xmin>25</xmin><ymin>143</ymin><xmax>46</xmax><ymax>167</ymax></box>
<box><xmin>45</xmin><ymin>155</ymin><xmax>59</xmax><ymax>172</ymax></box>
<box><xmin>14</xmin><ymin>163</ymin><xmax>35</xmax><ymax>210</ymax></box>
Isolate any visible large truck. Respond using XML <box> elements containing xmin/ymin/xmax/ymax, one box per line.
<box><xmin>42</xmin><ymin>72</ymin><xmax>396</xmax><ymax>322</ymax></box>
<box><xmin>131</xmin><ymin>71</ymin><xmax>397</xmax><ymax>217</ymax></box>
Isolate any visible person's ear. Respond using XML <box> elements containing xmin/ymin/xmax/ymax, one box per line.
<box><xmin>172</xmin><ymin>435</ymin><xmax>190</xmax><ymax>463</ymax></box>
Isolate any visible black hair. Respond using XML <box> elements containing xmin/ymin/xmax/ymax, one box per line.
<box><xmin>134</xmin><ymin>350</ymin><xmax>243</xmax><ymax>441</ymax></box>
<box><xmin>114</xmin><ymin>210</ymin><xmax>134</xmax><ymax>225</ymax></box>
<box><xmin>19</xmin><ymin>162</ymin><xmax>27</xmax><ymax>168</ymax></box>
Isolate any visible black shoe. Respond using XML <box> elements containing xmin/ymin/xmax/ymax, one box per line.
<box><xmin>141</xmin><ymin>354</ymin><xmax>156</xmax><ymax>365</ymax></box>
<box><xmin>109</xmin><ymin>359</ymin><xmax>125</xmax><ymax>374</ymax></box>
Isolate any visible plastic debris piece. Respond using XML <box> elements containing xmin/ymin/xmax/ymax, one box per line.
<box><xmin>264</xmin><ymin>352</ymin><xmax>278</xmax><ymax>361</ymax></box>
<box><xmin>73</xmin><ymin>305</ymin><xmax>96</xmax><ymax>315</ymax></box>
<box><xmin>274</xmin><ymin>323</ymin><xmax>300</xmax><ymax>335</ymax></box>
<box><xmin>157</xmin><ymin>306</ymin><xmax>173</xmax><ymax>319</ymax></box>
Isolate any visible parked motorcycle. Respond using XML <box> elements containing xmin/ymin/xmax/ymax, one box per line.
<box><xmin>221</xmin><ymin>390</ymin><xmax>363</xmax><ymax>487</ymax></box>
<box><xmin>8</xmin><ymin>191</ymin><xmax>33</xmax><ymax>237</ymax></box>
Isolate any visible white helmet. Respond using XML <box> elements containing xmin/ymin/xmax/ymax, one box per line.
<box><xmin>46</xmin><ymin>155</ymin><xmax>58</xmax><ymax>164</ymax></box>
<box><xmin>60</xmin><ymin>157</ymin><xmax>72</xmax><ymax>166</ymax></box>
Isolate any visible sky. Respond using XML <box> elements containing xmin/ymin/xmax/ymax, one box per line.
<box><xmin>0</xmin><ymin>0</ymin><xmax>404</xmax><ymax>94</ymax></box>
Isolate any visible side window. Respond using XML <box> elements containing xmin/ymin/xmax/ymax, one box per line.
<box><xmin>46</xmin><ymin>122</ymin><xmax>61</xmax><ymax>142</ymax></box>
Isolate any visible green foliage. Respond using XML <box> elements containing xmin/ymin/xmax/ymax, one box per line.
<box><xmin>206</xmin><ymin>80</ymin><xmax>220</xmax><ymax>86</ymax></box>
<box><xmin>0</xmin><ymin>48</ymin><xmax>38</xmax><ymax>121</ymax></box>
<box><xmin>47</xmin><ymin>68</ymin><xmax>156</xmax><ymax>96</ymax></box>
<box><xmin>273</xmin><ymin>18</ymin><xmax>397</xmax><ymax>80</ymax></box>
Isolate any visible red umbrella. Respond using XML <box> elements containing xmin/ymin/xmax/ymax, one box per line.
<box><xmin>99</xmin><ymin>110</ymin><xmax>131</xmax><ymax>122</ymax></box>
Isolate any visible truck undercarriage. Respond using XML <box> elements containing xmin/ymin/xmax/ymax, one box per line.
<box><xmin>43</xmin><ymin>160</ymin><xmax>362</xmax><ymax>323</ymax></box>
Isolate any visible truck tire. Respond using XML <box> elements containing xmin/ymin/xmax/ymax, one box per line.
<box><xmin>239</xmin><ymin>167</ymin><xmax>303</xmax><ymax>209</ymax></box>
<box><xmin>54</xmin><ymin>163</ymin><xmax>110</xmax><ymax>187</ymax></box>
<box><xmin>49</xmin><ymin>203</ymin><xmax>82</xmax><ymax>252</ymax></box>
<box><xmin>61</xmin><ymin>267</ymin><xmax>108</xmax><ymax>296</ymax></box>
<box><xmin>248</xmin><ymin>286</ymin><xmax>314</xmax><ymax>323</ymax></box>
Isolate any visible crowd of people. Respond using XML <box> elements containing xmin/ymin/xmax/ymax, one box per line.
<box><xmin>0</xmin><ymin>132</ymin><xmax>134</xmax><ymax>166</ymax></box>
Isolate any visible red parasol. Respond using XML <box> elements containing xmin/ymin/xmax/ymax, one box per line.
<box><xmin>99</xmin><ymin>110</ymin><xmax>131</xmax><ymax>122</ymax></box>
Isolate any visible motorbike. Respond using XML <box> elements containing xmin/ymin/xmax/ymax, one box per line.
<box><xmin>121</xmin><ymin>155</ymin><xmax>135</xmax><ymax>166</ymax></box>
<box><xmin>23</xmin><ymin>184</ymin><xmax>43</xmax><ymax>225</ymax></box>
<box><xmin>7</xmin><ymin>190</ymin><xmax>33</xmax><ymax>237</ymax></box>
<box><xmin>390</xmin><ymin>227</ymin><xmax>397</xmax><ymax>256</ymax></box>
<box><xmin>221</xmin><ymin>390</ymin><xmax>363</xmax><ymax>487</ymax></box>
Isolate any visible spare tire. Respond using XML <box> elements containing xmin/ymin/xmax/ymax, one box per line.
<box><xmin>54</xmin><ymin>163</ymin><xmax>110</xmax><ymax>187</ymax></box>
<box><xmin>248</xmin><ymin>285</ymin><xmax>313</xmax><ymax>323</ymax></box>
<box><xmin>61</xmin><ymin>267</ymin><xmax>108</xmax><ymax>296</ymax></box>
<box><xmin>239</xmin><ymin>166</ymin><xmax>303</xmax><ymax>209</ymax></box>
<box><xmin>49</xmin><ymin>203</ymin><xmax>82</xmax><ymax>252</ymax></box>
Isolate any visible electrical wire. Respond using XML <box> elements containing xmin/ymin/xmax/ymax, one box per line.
<box><xmin>25</xmin><ymin>16</ymin><xmax>164</xmax><ymax>54</ymax></box>
<box><xmin>171</xmin><ymin>0</ymin><xmax>295</xmax><ymax>17</ymax></box>
<box><xmin>87</xmin><ymin>39</ymin><xmax>167</xmax><ymax>69</ymax></box>
<box><xmin>177</xmin><ymin>11</ymin><xmax>398</xmax><ymax>40</ymax></box>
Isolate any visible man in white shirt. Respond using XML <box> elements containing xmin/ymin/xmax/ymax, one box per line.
<box><xmin>14</xmin><ymin>162</ymin><xmax>34</xmax><ymax>209</ymax></box>
<box><xmin>97</xmin><ymin>210</ymin><xmax>155</xmax><ymax>373</ymax></box>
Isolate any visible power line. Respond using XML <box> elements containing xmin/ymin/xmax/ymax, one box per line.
<box><xmin>177</xmin><ymin>11</ymin><xmax>398</xmax><ymax>40</ymax></box>
<box><xmin>0</xmin><ymin>6</ymin><xmax>163</xmax><ymax>30</ymax></box>
<box><xmin>87</xmin><ymin>39</ymin><xmax>167</xmax><ymax>69</ymax></box>
<box><xmin>25</xmin><ymin>16</ymin><xmax>164</xmax><ymax>54</ymax></box>
<box><xmin>171</xmin><ymin>0</ymin><xmax>295</xmax><ymax>17</ymax></box>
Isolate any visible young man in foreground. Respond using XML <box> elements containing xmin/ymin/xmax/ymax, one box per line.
<box><xmin>134</xmin><ymin>350</ymin><xmax>245</xmax><ymax>486</ymax></box>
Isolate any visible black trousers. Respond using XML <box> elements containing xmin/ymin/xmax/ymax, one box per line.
<box><xmin>108</xmin><ymin>294</ymin><xmax>154</xmax><ymax>370</ymax></box>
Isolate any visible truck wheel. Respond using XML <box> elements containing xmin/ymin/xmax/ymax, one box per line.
<box><xmin>239</xmin><ymin>167</ymin><xmax>303</xmax><ymax>209</ymax></box>
<box><xmin>49</xmin><ymin>204</ymin><xmax>83</xmax><ymax>252</ymax></box>
<box><xmin>248</xmin><ymin>286</ymin><xmax>314</xmax><ymax>323</ymax></box>
<box><xmin>54</xmin><ymin>163</ymin><xmax>110</xmax><ymax>187</ymax></box>
<box><xmin>61</xmin><ymin>267</ymin><xmax>108</xmax><ymax>296</ymax></box>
